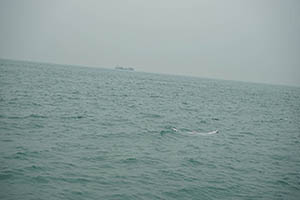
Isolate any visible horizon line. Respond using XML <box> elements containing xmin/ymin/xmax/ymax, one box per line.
<box><xmin>1</xmin><ymin>57</ymin><xmax>299</xmax><ymax>88</ymax></box>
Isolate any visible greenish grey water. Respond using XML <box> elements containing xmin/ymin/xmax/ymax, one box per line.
<box><xmin>0</xmin><ymin>59</ymin><xmax>300</xmax><ymax>200</ymax></box>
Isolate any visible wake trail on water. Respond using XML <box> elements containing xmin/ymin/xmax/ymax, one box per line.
<box><xmin>169</xmin><ymin>127</ymin><xmax>219</xmax><ymax>136</ymax></box>
<box><xmin>187</xmin><ymin>129</ymin><xmax>219</xmax><ymax>136</ymax></box>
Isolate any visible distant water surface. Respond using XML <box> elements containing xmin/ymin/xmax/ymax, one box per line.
<box><xmin>0</xmin><ymin>59</ymin><xmax>300</xmax><ymax>199</ymax></box>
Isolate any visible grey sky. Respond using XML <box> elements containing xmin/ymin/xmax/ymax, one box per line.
<box><xmin>0</xmin><ymin>0</ymin><xmax>299</xmax><ymax>86</ymax></box>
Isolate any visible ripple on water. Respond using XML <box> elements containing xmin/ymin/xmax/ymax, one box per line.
<box><xmin>1</xmin><ymin>60</ymin><xmax>300</xmax><ymax>200</ymax></box>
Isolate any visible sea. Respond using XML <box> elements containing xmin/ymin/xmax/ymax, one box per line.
<box><xmin>0</xmin><ymin>59</ymin><xmax>300</xmax><ymax>200</ymax></box>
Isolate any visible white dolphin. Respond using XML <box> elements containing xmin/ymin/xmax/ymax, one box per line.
<box><xmin>171</xmin><ymin>127</ymin><xmax>178</xmax><ymax>132</ymax></box>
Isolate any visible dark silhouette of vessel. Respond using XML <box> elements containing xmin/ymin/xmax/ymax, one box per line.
<box><xmin>115</xmin><ymin>66</ymin><xmax>135</xmax><ymax>71</ymax></box>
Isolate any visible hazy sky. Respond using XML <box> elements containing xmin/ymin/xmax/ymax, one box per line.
<box><xmin>0</xmin><ymin>0</ymin><xmax>299</xmax><ymax>86</ymax></box>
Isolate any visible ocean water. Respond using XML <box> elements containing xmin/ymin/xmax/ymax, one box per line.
<box><xmin>0</xmin><ymin>59</ymin><xmax>300</xmax><ymax>200</ymax></box>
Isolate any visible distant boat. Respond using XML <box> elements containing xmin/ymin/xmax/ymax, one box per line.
<box><xmin>115</xmin><ymin>66</ymin><xmax>135</xmax><ymax>71</ymax></box>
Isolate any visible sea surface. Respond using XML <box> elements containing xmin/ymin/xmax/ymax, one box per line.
<box><xmin>0</xmin><ymin>59</ymin><xmax>300</xmax><ymax>200</ymax></box>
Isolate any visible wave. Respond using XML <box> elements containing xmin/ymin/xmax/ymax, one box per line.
<box><xmin>6</xmin><ymin>114</ymin><xmax>48</xmax><ymax>119</ymax></box>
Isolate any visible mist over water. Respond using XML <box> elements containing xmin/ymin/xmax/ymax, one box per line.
<box><xmin>0</xmin><ymin>60</ymin><xmax>300</xmax><ymax>199</ymax></box>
